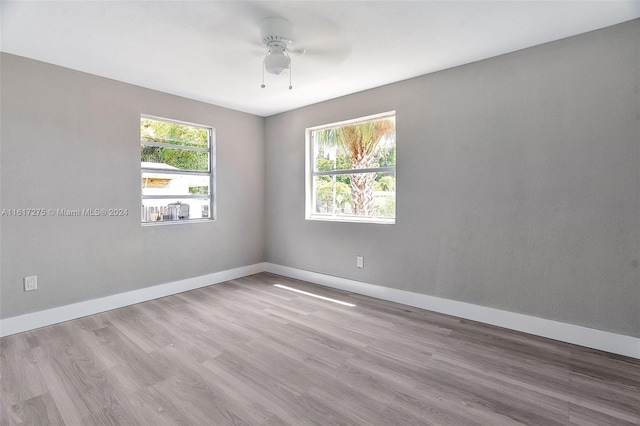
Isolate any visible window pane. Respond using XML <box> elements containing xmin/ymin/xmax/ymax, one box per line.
<box><xmin>142</xmin><ymin>197</ymin><xmax>211</xmax><ymax>223</ymax></box>
<box><xmin>141</xmin><ymin>117</ymin><xmax>209</xmax><ymax>149</ymax></box>
<box><xmin>313</xmin><ymin>172</ymin><xmax>395</xmax><ymax>218</ymax></box>
<box><xmin>372</xmin><ymin>171</ymin><xmax>396</xmax><ymax>218</ymax></box>
<box><xmin>141</xmin><ymin>146</ymin><xmax>209</xmax><ymax>172</ymax></box>
<box><xmin>142</xmin><ymin>172</ymin><xmax>210</xmax><ymax>196</ymax></box>
<box><xmin>313</xmin><ymin>176</ymin><xmax>347</xmax><ymax>215</ymax></box>
<box><xmin>312</xmin><ymin>116</ymin><xmax>395</xmax><ymax>172</ymax></box>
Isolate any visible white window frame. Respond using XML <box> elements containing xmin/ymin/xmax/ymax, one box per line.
<box><xmin>140</xmin><ymin>115</ymin><xmax>216</xmax><ymax>225</ymax></box>
<box><xmin>305</xmin><ymin>111</ymin><xmax>396</xmax><ymax>224</ymax></box>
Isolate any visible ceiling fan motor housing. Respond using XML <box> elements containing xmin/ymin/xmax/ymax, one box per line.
<box><xmin>260</xmin><ymin>17</ymin><xmax>293</xmax><ymax>46</ymax></box>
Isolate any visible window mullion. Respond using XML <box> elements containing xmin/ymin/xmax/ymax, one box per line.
<box><xmin>312</xmin><ymin>166</ymin><xmax>395</xmax><ymax>176</ymax></box>
<box><xmin>141</xmin><ymin>168</ymin><xmax>210</xmax><ymax>176</ymax></box>
<box><xmin>141</xmin><ymin>141</ymin><xmax>209</xmax><ymax>152</ymax></box>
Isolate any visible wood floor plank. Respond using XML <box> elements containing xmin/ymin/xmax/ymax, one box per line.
<box><xmin>6</xmin><ymin>392</ymin><xmax>65</xmax><ymax>426</ymax></box>
<box><xmin>0</xmin><ymin>334</ymin><xmax>48</xmax><ymax>408</ymax></box>
<box><xmin>30</xmin><ymin>346</ymin><xmax>88</xmax><ymax>425</ymax></box>
<box><xmin>1</xmin><ymin>272</ymin><xmax>639</xmax><ymax>425</ymax></box>
<box><xmin>569</xmin><ymin>402</ymin><xmax>640</xmax><ymax>426</ymax></box>
<box><xmin>90</xmin><ymin>324</ymin><xmax>172</xmax><ymax>389</ymax></box>
<box><xmin>148</xmin><ymin>358</ymin><xmax>256</xmax><ymax>425</ymax></box>
<box><xmin>42</xmin><ymin>324</ymin><xmax>135</xmax><ymax>425</ymax></box>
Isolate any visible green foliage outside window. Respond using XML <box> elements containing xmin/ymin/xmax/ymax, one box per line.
<box><xmin>141</xmin><ymin>118</ymin><xmax>209</xmax><ymax>171</ymax></box>
<box><xmin>141</xmin><ymin>118</ymin><xmax>208</xmax><ymax>148</ymax></box>
<box><xmin>315</xmin><ymin>177</ymin><xmax>352</xmax><ymax>214</ymax></box>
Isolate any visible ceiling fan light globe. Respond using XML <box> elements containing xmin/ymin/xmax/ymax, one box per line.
<box><xmin>264</xmin><ymin>52</ymin><xmax>290</xmax><ymax>75</ymax></box>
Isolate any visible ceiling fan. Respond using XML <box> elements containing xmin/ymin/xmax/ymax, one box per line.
<box><xmin>259</xmin><ymin>17</ymin><xmax>299</xmax><ymax>89</ymax></box>
<box><xmin>256</xmin><ymin>15</ymin><xmax>350</xmax><ymax>90</ymax></box>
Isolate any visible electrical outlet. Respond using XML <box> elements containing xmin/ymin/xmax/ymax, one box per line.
<box><xmin>356</xmin><ymin>256</ymin><xmax>364</xmax><ymax>269</ymax></box>
<box><xmin>24</xmin><ymin>276</ymin><xmax>37</xmax><ymax>291</ymax></box>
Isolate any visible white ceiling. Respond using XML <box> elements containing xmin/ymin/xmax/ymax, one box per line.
<box><xmin>2</xmin><ymin>1</ymin><xmax>639</xmax><ymax>117</ymax></box>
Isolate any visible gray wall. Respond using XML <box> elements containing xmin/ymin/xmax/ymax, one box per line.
<box><xmin>1</xmin><ymin>53</ymin><xmax>265</xmax><ymax>319</ymax></box>
<box><xmin>265</xmin><ymin>20</ymin><xmax>640</xmax><ymax>337</ymax></box>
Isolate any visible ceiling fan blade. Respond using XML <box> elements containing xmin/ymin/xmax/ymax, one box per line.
<box><xmin>291</xmin><ymin>39</ymin><xmax>352</xmax><ymax>66</ymax></box>
<box><xmin>288</xmin><ymin>48</ymin><xmax>306</xmax><ymax>56</ymax></box>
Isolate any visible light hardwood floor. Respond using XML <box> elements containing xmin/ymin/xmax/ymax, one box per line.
<box><xmin>1</xmin><ymin>272</ymin><xmax>639</xmax><ymax>425</ymax></box>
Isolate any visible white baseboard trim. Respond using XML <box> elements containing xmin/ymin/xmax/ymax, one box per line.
<box><xmin>265</xmin><ymin>263</ymin><xmax>640</xmax><ymax>359</ymax></box>
<box><xmin>0</xmin><ymin>263</ymin><xmax>267</xmax><ymax>337</ymax></box>
<box><xmin>3</xmin><ymin>262</ymin><xmax>637</xmax><ymax>359</ymax></box>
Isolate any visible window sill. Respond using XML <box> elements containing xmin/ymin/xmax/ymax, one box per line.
<box><xmin>306</xmin><ymin>215</ymin><xmax>395</xmax><ymax>225</ymax></box>
<box><xmin>142</xmin><ymin>218</ymin><xmax>214</xmax><ymax>226</ymax></box>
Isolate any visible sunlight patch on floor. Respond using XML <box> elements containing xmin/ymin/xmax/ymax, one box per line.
<box><xmin>274</xmin><ymin>284</ymin><xmax>356</xmax><ymax>307</ymax></box>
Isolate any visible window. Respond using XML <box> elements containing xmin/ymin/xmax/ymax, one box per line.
<box><xmin>306</xmin><ymin>111</ymin><xmax>396</xmax><ymax>224</ymax></box>
<box><xmin>140</xmin><ymin>116</ymin><xmax>215</xmax><ymax>224</ymax></box>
